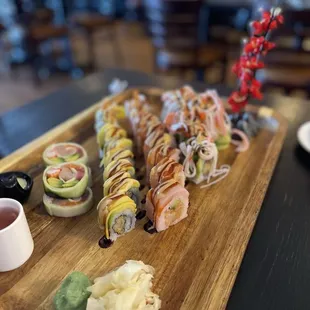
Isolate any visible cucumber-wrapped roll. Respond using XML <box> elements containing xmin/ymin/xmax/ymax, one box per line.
<box><xmin>43</xmin><ymin>187</ymin><xmax>93</xmax><ymax>217</ymax></box>
<box><xmin>43</xmin><ymin>143</ymin><xmax>88</xmax><ymax>166</ymax></box>
<box><xmin>97</xmin><ymin>194</ymin><xmax>137</xmax><ymax>241</ymax></box>
<box><xmin>146</xmin><ymin>180</ymin><xmax>189</xmax><ymax>232</ymax></box>
<box><xmin>103</xmin><ymin>171</ymin><xmax>140</xmax><ymax>207</ymax></box>
<box><xmin>43</xmin><ymin>163</ymin><xmax>89</xmax><ymax>198</ymax></box>
<box><xmin>104</xmin><ymin>159</ymin><xmax>135</xmax><ymax>181</ymax></box>
<box><xmin>97</xmin><ymin>123</ymin><xmax>127</xmax><ymax>150</ymax></box>
<box><xmin>150</xmin><ymin>157</ymin><xmax>185</xmax><ymax>189</ymax></box>
<box><xmin>100</xmin><ymin>149</ymin><xmax>134</xmax><ymax>169</ymax></box>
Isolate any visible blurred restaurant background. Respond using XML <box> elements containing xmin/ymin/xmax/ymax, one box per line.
<box><xmin>0</xmin><ymin>0</ymin><xmax>310</xmax><ymax>115</ymax></box>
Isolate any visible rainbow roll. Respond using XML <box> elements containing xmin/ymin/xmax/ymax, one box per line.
<box><xmin>43</xmin><ymin>163</ymin><xmax>89</xmax><ymax>199</ymax></box>
<box><xmin>146</xmin><ymin>180</ymin><xmax>189</xmax><ymax>232</ymax></box>
<box><xmin>97</xmin><ymin>194</ymin><xmax>137</xmax><ymax>241</ymax></box>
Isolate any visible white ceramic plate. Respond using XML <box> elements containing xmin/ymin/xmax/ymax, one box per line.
<box><xmin>297</xmin><ymin>121</ymin><xmax>310</xmax><ymax>153</ymax></box>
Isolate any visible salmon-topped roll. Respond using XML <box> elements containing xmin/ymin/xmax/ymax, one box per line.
<box><xmin>135</xmin><ymin>113</ymin><xmax>160</xmax><ymax>152</ymax></box>
<box><xmin>146</xmin><ymin>143</ymin><xmax>181</xmax><ymax>179</ymax></box>
<box><xmin>97</xmin><ymin>194</ymin><xmax>137</xmax><ymax>242</ymax></box>
<box><xmin>103</xmin><ymin>159</ymin><xmax>135</xmax><ymax>181</ymax></box>
<box><xmin>146</xmin><ymin>180</ymin><xmax>189</xmax><ymax>232</ymax></box>
<box><xmin>103</xmin><ymin>171</ymin><xmax>140</xmax><ymax>207</ymax></box>
<box><xmin>149</xmin><ymin>157</ymin><xmax>185</xmax><ymax>189</ymax></box>
<box><xmin>143</xmin><ymin>129</ymin><xmax>175</xmax><ymax>161</ymax></box>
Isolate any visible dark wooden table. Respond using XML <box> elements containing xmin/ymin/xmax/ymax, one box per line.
<box><xmin>1</xmin><ymin>68</ymin><xmax>310</xmax><ymax>310</ymax></box>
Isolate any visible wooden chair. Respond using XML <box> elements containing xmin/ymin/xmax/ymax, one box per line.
<box><xmin>24</xmin><ymin>8</ymin><xmax>75</xmax><ymax>85</ymax></box>
<box><xmin>261</xmin><ymin>9</ymin><xmax>310</xmax><ymax>97</ymax></box>
<box><xmin>143</xmin><ymin>0</ymin><xmax>226</xmax><ymax>81</ymax></box>
<box><xmin>71</xmin><ymin>13</ymin><xmax>123</xmax><ymax>70</ymax></box>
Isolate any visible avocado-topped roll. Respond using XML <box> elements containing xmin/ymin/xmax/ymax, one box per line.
<box><xmin>43</xmin><ymin>187</ymin><xmax>93</xmax><ymax>217</ymax></box>
<box><xmin>103</xmin><ymin>138</ymin><xmax>133</xmax><ymax>157</ymax></box>
<box><xmin>43</xmin><ymin>143</ymin><xmax>88</xmax><ymax>166</ymax></box>
<box><xmin>100</xmin><ymin>149</ymin><xmax>134</xmax><ymax>169</ymax></box>
<box><xmin>146</xmin><ymin>180</ymin><xmax>189</xmax><ymax>232</ymax></box>
<box><xmin>103</xmin><ymin>171</ymin><xmax>140</xmax><ymax>207</ymax></box>
<box><xmin>97</xmin><ymin>194</ymin><xmax>137</xmax><ymax>241</ymax></box>
<box><xmin>150</xmin><ymin>158</ymin><xmax>185</xmax><ymax>189</ymax></box>
<box><xmin>97</xmin><ymin>123</ymin><xmax>127</xmax><ymax>150</ymax></box>
<box><xmin>95</xmin><ymin>104</ymin><xmax>126</xmax><ymax>133</ymax></box>
<box><xmin>43</xmin><ymin>163</ymin><xmax>89</xmax><ymax>198</ymax></box>
<box><xmin>104</xmin><ymin>159</ymin><xmax>135</xmax><ymax>181</ymax></box>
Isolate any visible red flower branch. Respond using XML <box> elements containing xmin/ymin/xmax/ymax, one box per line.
<box><xmin>228</xmin><ymin>8</ymin><xmax>284</xmax><ymax>113</ymax></box>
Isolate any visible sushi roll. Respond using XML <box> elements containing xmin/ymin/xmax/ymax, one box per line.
<box><xmin>143</xmin><ymin>125</ymin><xmax>175</xmax><ymax>160</ymax></box>
<box><xmin>103</xmin><ymin>159</ymin><xmax>135</xmax><ymax>181</ymax></box>
<box><xmin>103</xmin><ymin>171</ymin><xmax>140</xmax><ymax>207</ymax></box>
<box><xmin>100</xmin><ymin>149</ymin><xmax>134</xmax><ymax>169</ymax></box>
<box><xmin>179</xmin><ymin>134</ymin><xmax>218</xmax><ymax>184</ymax></box>
<box><xmin>43</xmin><ymin>163</ymin><xmax>89</xmax><ymax>199</ymax></box>
<box><xmin>97</xmin><ymin>194</ymin><xmax>137</xmax><ymax>241</ymax></box>
<box><xmin>149</xmin><ymin>157</ymin><xmax>185</xmax><ymax>189</ymax></box>
<box><xmin>97</xmin><ymin>123</ymin><xmax>127</xmax><ymax>150</ymax></box>
<box><xmin>43</xmin><ymin>187</ymin><xmax>93</xmax><ymax>217</ymax></box>
<box><xmin>103</xmin><ymin>138</ymin><xmax>133</xmax><ymax>158</ymax></box>
<box><xmin>146</xmin><ymin>180</ymin><xmax>189</xmax><ymax>232</ymax></box>
<box><xmin>146</xmin><ymin>143</ymin><xmax>181</xmax><ymax>179</ymax></box>
<box><xmin>43</xmin><ymin>143</ymin><xmax>88</xmax><ymax>166</ymax></box>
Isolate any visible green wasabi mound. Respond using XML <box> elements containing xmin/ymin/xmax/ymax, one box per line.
<box><xmin>54</xmin><ymin>271</ymin><xmax>92</xmax><ymax>310</ymax></box>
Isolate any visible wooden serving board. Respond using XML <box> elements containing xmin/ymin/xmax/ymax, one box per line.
<box><xmin>0</xmin><ymin>88</ymin><xmax>287</xmax><ymax>310</ymax></box>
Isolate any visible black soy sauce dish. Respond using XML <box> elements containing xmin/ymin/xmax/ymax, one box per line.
<box><xmin>0</xmin><ymin>171</ymin><xmax>33</xmax><ymax>203</ymax></box>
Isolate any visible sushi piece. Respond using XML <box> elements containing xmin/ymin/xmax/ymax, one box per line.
<box><xmin>103</xmin><ymin>171</ymin><xmax>140</xmax><ymax>207</ymax></box>
<box><xmin>150</xmin><ymin>157</ymin><xmax>185</xmax><ymax>189</ymax></box>
<box><xmin>143</xmin><ymin>124</ymin><xmax>175</xmax><ymax>160</ymax></box>
<box><xmin>146</xmin><ymin>143</ymin><xmax>181</xmax><ymax>179</ymax></box>
<box><xmin>134</xmin><ymin>113</ymin><xmax>160</xmax><ymax>152</ymax></box>
<box><xmin>43</xmin><ymin>163</ymin><xmax>89</xmax><ymax>199</ymax></box>
<box><xmin>179</xmin><ymin>134</ymin><xmax>219</xmax><ymax>184</ymax></box>
<box><xmin>43</xmin><ymin>187</ymin><xmax>93</xmax><ymax>217</ymax></box>
<box><xmin>97</xmin><ymin>194</ymin><xmax>137</xmax><ymax>241</ymax></box>
<box><xmin>97</xmin><ymin>123</ymin><xmax>127</xmax><ymax>150</ymax></box>
<box><xmin>146</xmin><ymin>180</ymin><xmax>189</xmax><ymax>232</ymax></box>
<box><xmin>103</xmin><ymin>137</ymin><xmax>133</xmax><ymax>156</ymax></box>
<box><xmin>100</xmin><ymin>149</ymin><xmax>134</xmax><ymax>169</ymax></box>
<box><xmin>43</xmin><ymin>143</ymin><xmax>88</xmax><ymax>166</ymax></box>
<box><xmin>103</xmin><ymin>159</ymin><xmax>135</xmax><ymax>181</ymax></box>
